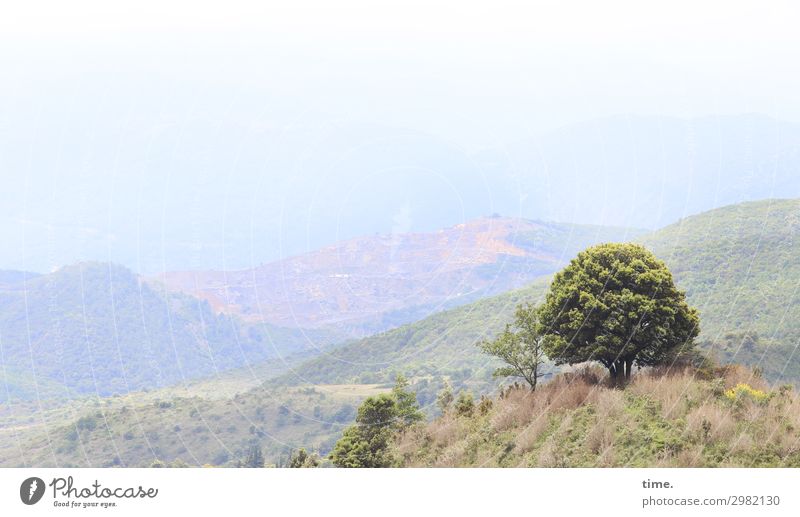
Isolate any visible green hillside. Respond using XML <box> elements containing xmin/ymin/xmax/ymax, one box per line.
<box><xmin>273</xmin><ymin>277</ymin><xmax>552</xmax><ymax>408</ymax></box>
<box><xmin>639</xmin><ymin>199</ymin><xmax>800</xmax><ymax>382</ymax></box>
<box><xmin>0</xmin><ymin>262</ymin><xmax>340</xmax><ymax>399</ymax></box>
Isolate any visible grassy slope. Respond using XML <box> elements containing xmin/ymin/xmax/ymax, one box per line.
<box><xmin>397</xmin><ymin>365</ymin><xmax>800</xmax><ymax>467</ymax></box>
<box><xmin>639</xmin><ymin>199</ymin><xmax>800</xmax><ymax>382</ymax></box>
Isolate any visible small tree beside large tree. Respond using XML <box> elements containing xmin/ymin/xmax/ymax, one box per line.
<box><xmin>478</xmin><ymin>303</ymin><xmax>548</xmax><ymax>391</ymax></box>
<box><xmin>537</xmin><ymin>243</ymin><xmax>700</xmax><ymax>381</ymax></box>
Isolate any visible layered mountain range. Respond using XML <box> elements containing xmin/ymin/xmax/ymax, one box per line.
<box><xmin>3</xmin><ymin>199</ymin><xmax>800</xmax><ymax>467</ymax></box>
<box><xmin>4</xmin><ymin>199</ymin><xmax>800</xmax><ymax>406</ymax></box>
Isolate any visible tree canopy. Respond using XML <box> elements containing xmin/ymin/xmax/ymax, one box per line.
<box><xmin>538</xmin><ymin>243</ymin><xmax>699</xmax><ymax>380</ymax></box>
<box><xmin>392</xmin><ymin>375</ymin><xmax>425</xmax><ymax>427</ymax></box>
<box><xmin>329</xmin><ymin>376</ymin><xmax>423</xmax><ymax>467</ymax></box>
<box><xmin>240</xmin><ymin>443</ymin><xmax>265</xmax><ymax>468</ymax></box>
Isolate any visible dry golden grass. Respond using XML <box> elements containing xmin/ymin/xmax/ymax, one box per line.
<box><xmin>514</xmin><ymin>413</ymin><xmax>551</xmax><ymax>454</ymax></box>
<box><xmin>684</xmin><ymin>402</ymin><xmax>736</xmax><ymax>442</ymax></box>
<box><xmin>669</xmin><ymin>444</ymin><xmax>707</xmax><ymax>467</ymax></box>
<box><xmin>629</xmin><ymin>369</ymin><xmax>700</xmax><ymax>419</ymax></box>
<box><xmin>428</xmin><ymin>415</ymin><xmax>461</xmax><ymax>448</ymax></box>
<box><xmin>537</xmin><ymin>437</ymin><xmax>563</xmax><ymax>467</ymax></box>
<box><xmin>719</xmin><ymin>364</ymin><xmax>769</xmax><ymax>391</ymax></box>
<box><xmin>545</xmin><ymin>379</ymin><xmax>593</xmax><ymax>411</ymax></box>
<box><xmin>585</xmin><ymin>417</ymin><xmax>616</xmax><ymax>454</ymax></box>
<box><xmin>435</xmin><ymin>442</ymin><xmax>468</xmax><ymax>467</ymax></box>
<box><xmin>728</xmin><ymin>432</ymin><xmax>755</xmax><ymax>455</ymax></box>
<box><xmin>585</xmin><ymin>389</ymin><xmax>624</xmax><ymax>418</ymax></box>
<box><xmin>396</xmin><ymin>362</ymin><xmax>800</xmax><ymax>468</ymax></box>
<box><xmin>490</xmin><ymin>389</ymin><xmax>542</xmax><ymax>432</ymax></box>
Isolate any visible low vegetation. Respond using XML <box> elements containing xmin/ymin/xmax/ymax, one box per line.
<box><xmin>0</xmin><ymin>381</ymin><xmax>387</xmax><ymax>468</ymax></box>
<box><xmin>394</xmin><ymin>363</ymin><xmax>800</xmax><ymax>467</ymax></box>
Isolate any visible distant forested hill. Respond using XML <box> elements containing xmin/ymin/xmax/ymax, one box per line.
<box><xmin>640</xmin><ymin>198</ymin><xmax>800</xmax><ymax>381</ymax></box>
<box><xmin>0</xmin><ymin>262</ymin><xmax>339</xmax><ymax>399</ymax></box>
<box><xmin>251</xmin><ymin>280</ymin><xmax>545</xmax><ymax>403</ymax></box>
<box><xmin>0</xmin><ymin>270</ymin><xmax>40</xmax><ymax>287</ymax></box>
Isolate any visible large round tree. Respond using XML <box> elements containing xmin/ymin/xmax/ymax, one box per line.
<box><xmin>538</xmin><ymin>243</ymin><xmax>699</xmax><ymax>380</ymax></box>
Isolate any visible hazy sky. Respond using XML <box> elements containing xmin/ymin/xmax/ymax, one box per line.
<box><xmin>1</xmin><ymin>1</ymin><xmax>799</xmax><ymax>272</ymax></box>
<box><xmin>3</xmin><ymin>0</ymin><xmax>799</xmax><ymax>147</ymax></box>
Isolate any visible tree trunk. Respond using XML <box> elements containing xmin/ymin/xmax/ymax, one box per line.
<box><xmin>624</xmin><ymin>358</ymin><xmax>634</xmax><ymax>380</ymax></box>
<box><xmin>608</xmin><ymin>359</ymin><xmax>629</xmax><ymax>385</ymax></box>
<box><xmin>608</xmin><ymin>361</ymin><xmax>621</xmax><ymax>383</ymax></box>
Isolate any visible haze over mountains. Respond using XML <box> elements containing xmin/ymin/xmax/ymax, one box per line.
<box><xmin>5</xmin><ymin>1</ymin><xmax>800</xmax><ymax>469</ymax></box>
<box><xmin>4</xmin><ymin>114</ymin><xmax>800</xmax><ymax>273</ymax></box>
<box><xmin>4</xmin><ymin>198</ymin><xmax>800</xmax><ymax>409</ymax></box>
<box><xmin>0</xmin><ymin>216</ymin><xmax>637</xmax><ymax>401</ymax></box>
<box><xmin>3</xmin><ymin>198</ymin><xmax>800</xmax><ymax>467</ymax></box>
<box><xmin>485</xmin><ymin>114</ymin><xmax>800</xmax><ymax>229</ymax></box>
<box><xmin>158</xmin><ymin>217</ymin><xmax>640</xmax><ymax>336</ymax></box>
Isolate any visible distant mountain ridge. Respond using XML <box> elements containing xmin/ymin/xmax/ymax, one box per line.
<box><xmin>157</xmin><ymin>217</ymin><xmax>642</xmax><ymax>336</ymax></box>
<box><xmin>0</xmin><ymin>262</ymin><xmax>340</xmax><ymax>399</ymax></box>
